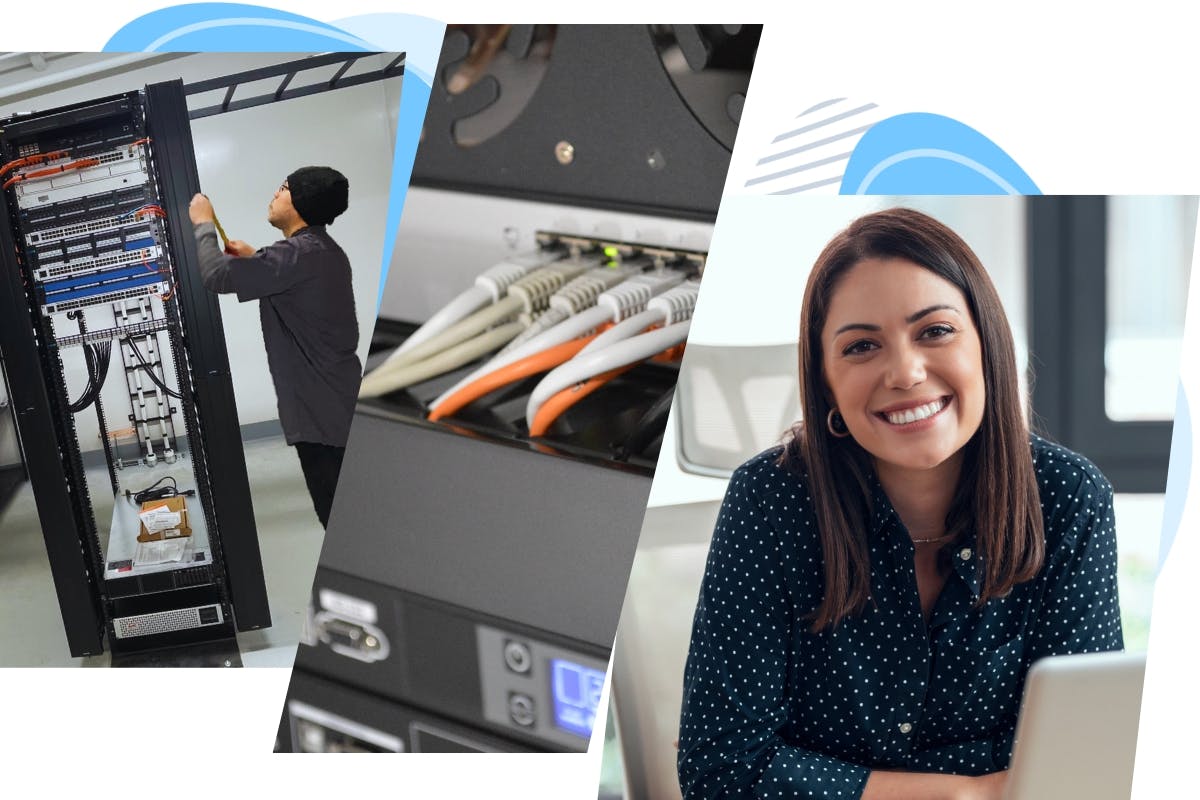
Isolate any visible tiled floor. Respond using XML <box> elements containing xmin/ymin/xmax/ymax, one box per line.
<box><xmin>0</xmin><ymin>435</ymin><xmax>324</xmax><ymax>667</ymax></box>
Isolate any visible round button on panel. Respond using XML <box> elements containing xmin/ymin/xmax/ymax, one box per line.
<box><xmin>508</xmin><ymin>693</ymin><xmax>536</xmax><ymax>728</ymax></box>
<box><xmin>503</xmin><ymin>640</ymin><xmax>533</xmax><ymax>674</ymax></box>
<box><xmin>959</xmin><ymin>548</ymin><xmax>972</xmax><ymax>561</ymax></box>
<box><xmin>898</xmin><ymin>722</ymin><xmax>913</xmax><ymax>734</ymax></box>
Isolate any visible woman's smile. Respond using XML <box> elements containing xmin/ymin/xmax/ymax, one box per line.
<box><xmin>822</xmin><ymin>256</ymin><xmax>985</xmax><ymax>476</ymax></box>
<box><xmin>874</xmin><ymin>395</ymin><xmax>952</xmax><ymax>430</ymax></box>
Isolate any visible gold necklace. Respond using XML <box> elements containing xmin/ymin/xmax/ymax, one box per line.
<box><xmin>911</xmin><ymin>533</ymin><xmax>956</xmax><ymax>545</ymax></box>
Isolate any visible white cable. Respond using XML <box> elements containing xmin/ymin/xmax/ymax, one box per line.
<box><xmin>476</xmin><ymin>250</ymin><xmax>565</xmax><ymax>301</ymax></box>
<box><xmin>578</xmin><ymin>308</ymin><xmax>661</xmax><ymax>356</ymax></box>
<box><xmin>596</xmin><ymin>270</ymin><xmax>686</xmax><ymax>320</ymax></box>
<box><xmin>525</xmin><ymin>320</ymin><xmax>691</xmax><ymax>428</ymax></box>
<box><xmin>378</xmin><ymin>295</ymin><xmax>522</xmax><ymax>372</ymax></box>
<box><xmin>372</xmin><ymin>259</ymin><xmax>590</xmax><ymax>375</ymax></box>
<box><xmin>386</xmin><ymin>285</ymin><xmax>491</xmax><ymax>362</ymax></box>
<box><xmin>578</xmin><ymin>279</ymin><xmax>701</xmax><ymax>356</ymax></box>
<box><xmin>386</xmin><ymin>249</ymin><xmax>563</xmax><ymax>362</ymax></box>
<box><xmin>502</xmin><ymin>264</ymin><xmax>641</xmax><ymax>354</ymax></box>
<box><xmin>358</xmin><ymin>322</ymin><xmax>526</xmax><ymax>398</ymax></box>
<box><xmin>428</xmin><ymin>271</ymin><xmax>684</xmax><ymax>411</ymax></box>
<box><xmin>429</xmin><ymin>306</ymin><xmax>612</xmax><ymax>410</ymax></box>
<box><xmin>647</xmin><ymin>278</ymin><xmax>702</xmax><ymax>323</ymax></box>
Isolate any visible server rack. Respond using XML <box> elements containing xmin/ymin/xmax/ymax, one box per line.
<box><xmin>283</xmin><ymin>24</ymin><xmax>760</xmax><ymax>752</ymax></box>
<box><xmin>0</xmin><ymin>81</ymin><xmax>269</xmax><ymax>658</ymax></box>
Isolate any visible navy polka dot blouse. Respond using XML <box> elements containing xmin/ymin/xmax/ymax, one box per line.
<box><xmin>677</xmin><ymin>434</ymin><xmax>1122</xmax><ymax>799</ymax></box>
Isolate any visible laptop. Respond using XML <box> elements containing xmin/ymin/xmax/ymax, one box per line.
<box><xmin>1004</xmin><ymin>651</ymin><xmax>1146</xmax><ymax>799</ymax></box>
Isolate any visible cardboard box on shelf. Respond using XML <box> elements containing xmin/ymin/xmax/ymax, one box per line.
<box><xmin>136</xmin><ymin>495</ymin><xmax>192</xmax><ymax>542</ymax></box>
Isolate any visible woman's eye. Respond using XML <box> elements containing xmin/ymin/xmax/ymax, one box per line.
<box><xmin>842</xmin><ymin>340</ymin><xmax>877</xmax><ymax>356</ymax></box>
<box><xmin>920</xmin><ymin>324</ymin><xmax>955</xmax><ymax>340</ymax></box>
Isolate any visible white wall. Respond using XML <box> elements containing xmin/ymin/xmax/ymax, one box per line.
<box><xmin>0</xmin><ymin>52</ymin><xmax>402</xmax><ymax>447</ymax></box>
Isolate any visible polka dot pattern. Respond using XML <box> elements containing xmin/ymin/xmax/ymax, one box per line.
<box><xmin>677</xmin><ymin>434</ymin><xmax>1122</xmax><ymax>799</ymax></box>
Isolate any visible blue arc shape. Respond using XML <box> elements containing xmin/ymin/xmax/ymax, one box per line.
<box><xmin>840</xmin><ymin>112</ymin><xmax>1041</xmax><ymax>195</ymax></box>
<box><xmin>105</xmin><ymin>3</ymin><xmax>377</xmax><ymax>51</ymax></box>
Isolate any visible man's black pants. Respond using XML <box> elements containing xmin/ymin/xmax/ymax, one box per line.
<box><xmin>295</xmin><ymin>442</ymin><xmax>346</xmax><ymax>529</ymax></box>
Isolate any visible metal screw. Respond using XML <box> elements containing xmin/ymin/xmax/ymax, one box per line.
<box><xmin>555</xmin><ymin>140</ymin><xmax>575</xmax><ymax>165</ymax></box>
<box><xmin>647</xmin><ymin>149</ymin><xmax>666</xmax><ymax>170</ymax></box>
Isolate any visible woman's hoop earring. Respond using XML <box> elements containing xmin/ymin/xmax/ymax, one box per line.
<box><xmin>827</xmin><ymin>408</ymin><xmax>851</xmax><ymax>438</ymax></box>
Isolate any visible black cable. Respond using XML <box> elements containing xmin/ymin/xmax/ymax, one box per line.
<box><xmin>125</xmin><ymin>475</ymin><xmax>194</xmax><ymax>505</ymax></box>
<box><xmin>66</xmin><ymin>343</ymin><xmax>98</xmax><ymax>413</ymax></box>
<box><xmin>95</xmin><ymin>340</ymin><xmax>112</xmax><ymax>386</ymax></box>
<box><xmin>67</xmin><ymin>337</ymin><xmax>116</xmax><ymax>414</ymax></box>
<box><xmin>617</xmin><ymin>386</ymin><xmax>675</xmax><ymax>461</ymax></box>
<box><xmin>124</xmin><ymin>335</ymin><xmax>184</xmax><ymax>399</ymax></box>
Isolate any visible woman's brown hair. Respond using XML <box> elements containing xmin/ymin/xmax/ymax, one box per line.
<box><xmin>781</xmin><ymin>207</ymin><xmax>1044</xmax><ymax>630</ymax></box>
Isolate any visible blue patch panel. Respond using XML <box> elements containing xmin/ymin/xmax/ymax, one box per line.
<box><xmin>41</xmin><ymin>270</ymin><xmax>164</xmax><ymax>304</ymax></box>
<box><xmin>41</xmin><ymin>264</ymin><xmax>160</xmax><ymax>294</ymax></box>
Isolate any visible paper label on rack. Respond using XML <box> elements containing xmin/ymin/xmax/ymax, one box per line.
<box><xmin>138</xmin><ymin>507</ymin><xmax>181</xmax><ymax>533</ymax></box>
<box><xmin>318</xmin><ymin>589</ymin><xmax>377</xmax><ymax>624</ymax></box>
<box><xmin>133</xmin><ymin>538</ymin><xmax>190</xmax><ymax>566</ymax></box>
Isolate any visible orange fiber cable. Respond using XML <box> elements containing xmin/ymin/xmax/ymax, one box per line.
<box><xmin>527</xmin><ymin>365</ymin><xmax>636</xmax><ymax>437</ymax></box>
<box><xmin>5</xmin><ymin>157</ymin><xmax>100</xmax><ymax>188</ymax></box>
<box><xmin>427</xmin><ymin>335</ymin><xmax>597</xmax><ymax>421</ymax></box>
<box><xmin>527</xmin><ymin>342</ymin><xmax>686</xmax><ymax>436</ymax></box>
<box><xmin>0</xmin><ymin>149</ymin><xmax>70</xmax><ymax>178</ymax></box>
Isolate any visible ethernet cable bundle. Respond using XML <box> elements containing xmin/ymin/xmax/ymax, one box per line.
<box><xmin>361</xmin><ymin>244</ymin><xmax>701</xmax><ymax>437</ymax></box>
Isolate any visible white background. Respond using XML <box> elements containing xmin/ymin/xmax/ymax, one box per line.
<box><xmin>2</xmin><ymin>3</ymin><xmax>1198</xmax><ymax>799</ymax></box>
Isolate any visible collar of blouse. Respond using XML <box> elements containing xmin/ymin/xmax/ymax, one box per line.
<box><xmin>867</xmin><ymin>473</ymin><xmax>984</xmax><ymax>603</ymax></box>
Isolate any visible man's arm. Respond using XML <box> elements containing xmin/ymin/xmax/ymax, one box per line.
<box><xmin>189</xmin><ymin>193</ymin><xmax>236</xmax><ymax>294</ymax></box>
<box><xmin>193</xmin><ymin>221</ymin><xmax>237</xmax><ymax>294</ymax></box>
<box><xmin>189</xmin><ymin>193</ymin><xmax>301</xmax><ymax>301</ymax></box>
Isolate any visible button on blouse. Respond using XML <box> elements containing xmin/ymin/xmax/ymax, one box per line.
<box><xmin>677</xmin><ymin>435</ymin><xmax>1122</xmax><ymax>799</ymax></box>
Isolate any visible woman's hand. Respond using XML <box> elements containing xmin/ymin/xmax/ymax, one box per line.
<box><xmin>863</xmin><ymin>769</ymin><xmax>1008</xmax><ymax>800</ymax></box>
<box><xmin>955</xmin><ymin>770</ymin><xmax>1008</xmax><ymax>800</ymax></box>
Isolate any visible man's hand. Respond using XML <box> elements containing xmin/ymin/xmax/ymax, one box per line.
<box><xmin>189</xmin><ymin>193</ymin><xmax>216</xmax><ymax>225</ymax></box>
<box><xmin>224</xmin><ymin>240</ymin><xmax>256</xmax><ymax>257</ymax></box>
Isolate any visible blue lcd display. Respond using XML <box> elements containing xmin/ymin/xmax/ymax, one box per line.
<box><xmin>550</xmin><ymin>659</ymin><xmax>605</xmax><ymax>738</ymax></box>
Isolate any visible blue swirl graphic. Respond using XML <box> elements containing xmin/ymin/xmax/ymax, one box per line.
<box><xmin>841</xmin><ymin>112</ymin><xmax>1041</xmax><ymax>195</ymax></box>
<box><xmin>105</xmin><ymin>3</ymin><xmax>377</xmax><ymax>51</ymax></box>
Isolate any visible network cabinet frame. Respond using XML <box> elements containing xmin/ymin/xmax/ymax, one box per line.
<box><xmin>0</xmin><ymin>80</ymin><xmax>268</xmax><ymax>657</ymax></box>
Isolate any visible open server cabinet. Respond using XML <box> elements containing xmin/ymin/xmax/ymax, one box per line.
<box><xmin>283</xmin><ymin>24</ymin><xmax>759</xmax><ymax>753</ymax></box>
<box><xmin>0</xmin><ymin>81</ymin><xmax>270</xmax><ymax>658</ymax></box>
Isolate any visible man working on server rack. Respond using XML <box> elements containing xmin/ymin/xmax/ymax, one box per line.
<box><xmin>188</xmin><ymin>167</ymin><xmax>360</xmax><ymax>529</ymax></box>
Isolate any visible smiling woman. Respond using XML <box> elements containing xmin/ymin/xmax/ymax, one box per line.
<box><xmin>677</xmin><ymin>208</ymin><xmax>1122</xmax><ymax>800</ymax></box>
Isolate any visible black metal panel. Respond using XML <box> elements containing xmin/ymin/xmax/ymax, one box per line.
<box><xmin>184</xmin><ymin>52</ymin><xmax>405</xmax><ymax>119</ymax></box>
<box><xmin>293</xmin><ymin>567</ymin><xmax>606</xmax><ymax>752</ymax></box>
<box><xmin>284</xmin><ymin>670</ymin><xmax>534</xmax><ymax>753</ymax></box>
<box><xmin>1028</xmin><ymin>196</ymin><xmax>1173</xmax><ymax>493</ymax></box>
<box><xmin>0</xmin><ymin>190</ymin><xmax>106</xmax><ymax>657</ymax></box>
<box><xmin>0</xmin><ymin>95</ymin><xmax>134</xmax><ymax>139</ymax></box>
<box><xmin>143</xmin><ymin>80</ymin><xmax>271</xmax><ymax>630</ymax></box>
<box><xmin>318</xmin><ymin>412</ymin><xmax>652</xmax><ymax>648</ymax></box>
<box><xmin>414</xmin><ymin>25</ymin><xmax>738</xmax><ymax>220</ymax></box>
